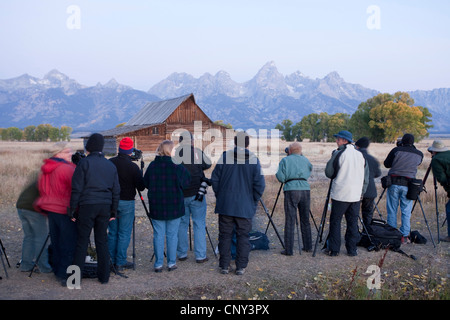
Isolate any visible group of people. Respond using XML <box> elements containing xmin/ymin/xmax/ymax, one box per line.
<box><xmin>276</xmin><ymin>130</ymin><xmax>450</xmax><ymax>258</ymax></box>
<box><xmin>15</xmin><ymin>129</ymin><xmax>450</xmax><ymax>286</ymax></box>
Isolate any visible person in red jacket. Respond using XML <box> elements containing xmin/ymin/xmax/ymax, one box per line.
<box><xmin>35</xmin><ymin>142</ymin><xmax>77</xmax><ymax>286</ymax></box>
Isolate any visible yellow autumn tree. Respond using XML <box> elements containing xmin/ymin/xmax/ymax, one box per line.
<box><xmin>368</xmin><ymin>101</ymin><xmax>428</xmax><ymax>143</ymax></box>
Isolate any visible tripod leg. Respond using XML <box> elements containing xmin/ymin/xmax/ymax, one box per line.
<box><xmin>0</xmin><ymin>247</ymin><xmax>8</xmax><ymax>278</ymax></box>
<box><xmin>417</xmin><ymin>197</ymin><xmax>436</xmax><ymax>248</ymax></box>
<box><xmin>29</xmin><ymin>233</ymin><xmax>50</xmax><ymax>278</ymax></box>
<box><xmin>265</xmin><ymin>183</ymin><xmax>283</xmax><ymax>235</ymax></box>
<box><xmin>205</xmin><ymin>226</ymin><xmax>217</xmax><ymax>259</ymax></box>
<box><xmin>312</xmin><ymin>209</ymin><xmax>328</xmax><ymax>257</ymax></box>
<box><xmin>260</xmin><ymin>199</ymin><xmax>285</xmax><ymax>249</ymax></box>
<box><xmin>433</xmin><ymin>176</ymin><xmax>440</xmax><ymax>244</ymax></box>
<box><xmin>309</xmin><ymin>210</ymin><xmax>319</xmax><ymax>233</ymax></box>
<box><xmin>0</xmin><ymin>238</ymin><xmax>10</xmax><ymax>268</ymax></box>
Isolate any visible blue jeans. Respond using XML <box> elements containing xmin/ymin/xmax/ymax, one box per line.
<box><xmin>152</xmin><ymin>217</ymin><xmax>181</xmax><ymax>269</ymax></box>
<box><xmin>17</xmin><ymin>209</ymin><xmax>52</xmax><ymax>272</ymax></box>
<box><xmin>177</xmin><ymin>196</ymin><xmax>207</xmax><ymax>260</ymax></box>
<box><xmin>386</xmin><ymin>184</ymin><xmax>412</xmax><ymax>237</ymax></box>
<box><xmin>108</xmin><ymin>200</ymin><xmax>135</xmax><ymax>266</ymax></box>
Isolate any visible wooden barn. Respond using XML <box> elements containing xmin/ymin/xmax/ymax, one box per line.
<box><xmin>86</xmin><ymin>93</ymin><xmax>231</xmax><ymax>155</ymax></box>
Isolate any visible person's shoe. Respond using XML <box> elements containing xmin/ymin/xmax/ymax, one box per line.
<box><xmin>328</xmin><ymin>251</ymin><xmax>339</xmax><ymax>257</ymax></box>
<box><xmin>439</xmin><ymin>236</ymin><xmax>450</xmax><ymax>242</ymax></box>
<box><xmin>280</xmin><ymin>250</ymin><xmax>293</xmax><ymax>256</ymax></box>
<box><xmin>401</xmin><ymin>236</ymin><xmax>411</xmax><ymax>244</ymax></box>
<box><xmin>154</xmin><ymin>266</ymin><xmax>163</xmax><ymax>273</ymax></box>
<box><xmin>168</xmin><ymin>265</ymin><xmax>178</xmax><ymax>272</ymax></box>
<box><xmin>196</xmin><ymin>257</ymin><xmax>209</xmax><ymax>263</ymax></box>
<box><xmin>347</xmin><ymin>250</ymin><xmax>358</xmax><ymax>257</ymax></box>
<box><xmin>220</xmin><ymin>266</ymin><xmax>230</xmax><ymax>274</ymax></box>
<box><xmin>178</xmin><ymin>256</ymin><xmax>188</xmax><ymax>261</ymax></box>
<box><xmin>235</xmin><ymin>268</ymin><xmax>246</xmax><ymax>275</ymax></box>
<box><xmin>116</xmin><ymin>261</ymin><xmax>134</xmax><ymax>271</ymax></box>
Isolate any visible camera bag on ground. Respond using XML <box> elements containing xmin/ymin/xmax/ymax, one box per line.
<box><xmin>249</xmin><ymin>231</ymin><xmax>270</xmax><ymax>251</ymax></box>
<box><xmin>410</xmin><ymin>230</ymin><xmax>427</xmax><ymax>244</ymax></box>
<box><xmin>228</xmin><ymin>230</ymin><xmax>270</xmax><ymax>259</ymax></box>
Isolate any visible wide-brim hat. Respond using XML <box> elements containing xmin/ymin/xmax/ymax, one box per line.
<box><xmin>427</xmin><ymin>140</ymin><xmax>448</xmax><ymax>152</ymax></box>
<box><xmin>333</xmin><ymin>130</ymin><xmax>353</xmax><ymax>143</ymax></box>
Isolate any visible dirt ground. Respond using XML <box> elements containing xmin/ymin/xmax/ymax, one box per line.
<box><xmin>1</xmin><ymin>189</ymin><xmax>449</xmax><ymax>302</ymax></box>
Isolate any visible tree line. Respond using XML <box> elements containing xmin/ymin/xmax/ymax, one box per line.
<box><xmin>275</xmin><ymin>92</ymin><xmax>433</xmax><ymax>143</ymax></box>
<box><xmin>0</xmin><ymin>124</ymin><xmax>73</xmax><ymax>142</ymax></box>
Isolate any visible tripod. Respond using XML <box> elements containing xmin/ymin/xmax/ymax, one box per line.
<box><xmin>0</xmin><ymin>236</ymin><xmax>10</xmax><ymax>279</ymax></box>
<box><xmin>264</xmin><ymin>182</ymin><xmax>319</xmax><ymax>234</ymax></box>
<box><xmin>312</xmin><ymin>180</ymin><xmax>332</xmax><ymax>257</ymax></box>
<box><xmin>410</xmin><ymin>164</ymin><xmax>437</xmax><ymax>247</ymax></box>
<box><xmin>28</xmin><ymin>233</ymin><xmax>50</xmax><ymax>277</ymax></box>
<box><xmin>264</xmin><ymin>182</ymin><xmax>319</xmax><ymax>253</ymax></box>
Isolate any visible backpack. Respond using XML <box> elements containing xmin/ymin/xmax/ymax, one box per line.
<box><xmin>358</xmin><ymin>219</ymin><xmax>402</xmax><ymax>251</ymax></box>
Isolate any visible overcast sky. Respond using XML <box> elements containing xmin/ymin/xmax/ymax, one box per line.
<box><xmin>1</xmin><ymin>0</ymin><xmax>449</xmax><ymax>93</ymax></box>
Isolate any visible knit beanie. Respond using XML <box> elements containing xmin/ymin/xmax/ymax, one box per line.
<box><xmin>401</xmin><ymin>133</ymin><xmax>414</xmax><ymax>146</ymax></box>
<box><xmin>85</xmin><ymin>133</ymin><xmax>104</xmax><ymax>152</ymax></box>
<box><xmin>119</xmin><ymin>137</ymin><xmax>134</xmax><ymax>155</ymax></box>
<box><xmin>355</xmin><ymin>137</ymin><xmax>370</xmax><ymax>149</ymax></box>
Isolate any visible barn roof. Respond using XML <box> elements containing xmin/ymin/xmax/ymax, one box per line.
<box><xmin>126</xmin><ymin>93</ymin><xmax>195</xmax><ymax>126</ymax></box>
<box><xmin>97</xmin><ymin>93</ymin><xmax>196</xmax><ymax>137</ymax></box>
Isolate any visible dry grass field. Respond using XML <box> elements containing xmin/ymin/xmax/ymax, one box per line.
<box><xmin>0</xmin><ymin>138</ymin><xmax>449</xmax><ymax>302</ymax></box>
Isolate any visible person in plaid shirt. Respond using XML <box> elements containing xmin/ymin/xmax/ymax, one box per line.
<box><xmin>143</xmin><ymin>140</ymin><xmax>191</xmax><ymax>272</ymax></box>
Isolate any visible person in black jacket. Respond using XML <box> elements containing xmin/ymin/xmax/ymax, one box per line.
<box><xmin>70</xmin><ymin>133</ymin><xmax>120</xmax><ymax>284</ymax></box>
<box><xmin>173</xmin><ymin>131</ymin><xmax>212</xmax><ymax>263</ymax></box>
<box><xmin>108</xmin><ymin>137</ymin><xmax>146</xmax><ymax>271</ymax></box>
<box><xmin>355</xmin><ymin>137</ymin><xmax>381</xmax><ymax>229</ymax></box>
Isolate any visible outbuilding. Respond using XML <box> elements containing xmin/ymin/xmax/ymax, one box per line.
<box><xmin>86</xmin><ymin>93</ymin><xmax>231</xmax><ymax>155</ymax></box>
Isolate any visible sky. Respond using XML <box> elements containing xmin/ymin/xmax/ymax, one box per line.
<box><xmin>1</xmin><ymin>0</ymin><xmax>449</xmax><ymax>93</ymax></box>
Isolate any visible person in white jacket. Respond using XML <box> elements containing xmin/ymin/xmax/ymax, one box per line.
<box><xmin>324</xmin><ymin>130</ymin><xmax>369</xmax><ymax>256</ymax></box>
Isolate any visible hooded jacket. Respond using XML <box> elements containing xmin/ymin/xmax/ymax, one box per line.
<box><xmin>35</xmin><ymin>157</ymin><xmax>76</xmax><ymax>214</ymax></box>
<box><xmin>211</xmin><ymin>147</ymin><xmax>266</xmax><ymax>219</ymax></box>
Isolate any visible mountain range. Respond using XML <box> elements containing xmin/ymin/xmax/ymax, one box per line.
<box><xmin>0</xmin><ymin>61</ymin><xmax>449</xmax><ymax>134</ymax></box>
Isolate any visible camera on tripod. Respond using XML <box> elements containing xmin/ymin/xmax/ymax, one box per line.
<box><xmin>195</xmin><ymin>177</ymin><xmax>211</xmax><ymax>201</ymax></box>
<box><xmin>130</xmin><ymin>148</ymin><xmax>142</xmax><ymax>162</ymax></box>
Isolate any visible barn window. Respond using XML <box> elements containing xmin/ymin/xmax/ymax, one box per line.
<box><xmin>152</xmin><ymin>127</ymin><xmax>159</xmax><ymax>135</ymax></box>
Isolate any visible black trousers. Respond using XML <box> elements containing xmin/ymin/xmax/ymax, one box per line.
<box><xmin>73</xmin><ymin>204</ymin><xmax>111</xmax><ymax>283</ymax></box>
<box><xmin>361</xmin><ymin>197</ymin><xmax>375</xmax><ymax>231</ymax></box>
<box><xmin>327</xmin><ymin>200</ymin><xmax>361</xmax><ymax>254</ymax></box>
<box><xmin>218</xmin><ymin>215</ymin><xmax>252</xmax><ymax>270</ymax></box>
<box><xmin>283</xmin><ymin>190</ymin><xmax>312</xmax><ymax>254</ymax></box>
